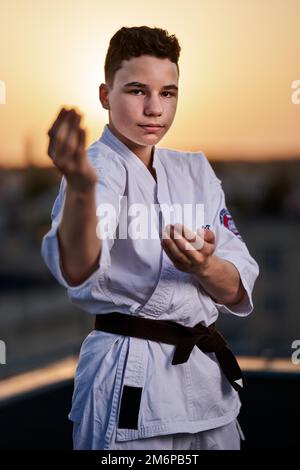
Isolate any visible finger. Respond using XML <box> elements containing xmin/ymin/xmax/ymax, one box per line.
<box><xmin>47</xmin><ymin>108</ymin><xmax>68</xmax><ymax>159</ymax></box>
<box><xmin>55</xmin><ymin>110</ymin><xmax>81</xmax><ymax>157</ymax></box>
<box><xmin>172</xmin><ymin>223</ymin><xmax>204</xmax><ymax>251</ymax></box>
<box><xmin>196</xmin><ymin>227</ymin><xmax>216</xmax><ymax>256</ymax></box>
<box><xmin>65</xmin><ymin>128</ymin><xmax>79</xmax><ymax>158</ymax></box>
<box><xmin>162</xmin><ymin>238</ymin><xmax>189</xmax><ymax>267</ymax></box>
<box><xmin>179</xmin><ymin>223</ymin><xmax>197</xmax><ymax>241</ymax></box>
<box><xmin>56</xmin><ymin>110</ymin><xmax>79</xmax><ymax>143</ymax></box>
<box><xmin>71</xmin><ymin>127</ymin><xmax>86</xmax><ymax>165</ymax></box>
<box><xmin>168</xmin><ymin>225</ymin><xmax>197</xmax><ymax>259</ymax></box>
<box><xmin>169</xmin><ymin>223</ymin><xmax>192</xmax><ymax>241</ymax></box>
<box><xmin>77</xmin><ymin>128</ymin><xmax>86</xmax><ymax>155</ymax></box>
<box><xmin>47</xmin><ymin>107</ymin><xmax>68</xmax><ymax>138</ymax></box>
<box><xmin>48</xmin><ymin>109</ymin><xmax>74</xmax><ymax>160</ymax></box>
<box><xmin>59</xmin><ymin>112</ymin><xmax>81</xmax><ymax>156</ymax></box>
<box><xmin>47</xmin><ymin>138</ymin><xmax>55</xmax><ymax>162</ymax></box>
<box><xmin>201</xmin><ymin>228</ymin><xmax>215</xmax><ymax>245</ymax></box>
<box><xmin>162</xmin><ymin>229</ymin><xmax>192</xmax><ymax>266</ymax></box>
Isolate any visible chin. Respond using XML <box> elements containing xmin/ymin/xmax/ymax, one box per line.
<box><xmin>139</xmin><ymin>129</ymin><xmax>165</xmax><ymax>140</ymax></box>
<box><xmin>140</xmin><ymin>135</ymin><xmax>162</xmax><ymax>145</ymax></box>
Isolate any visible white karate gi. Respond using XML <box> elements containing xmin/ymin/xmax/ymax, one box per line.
<box><xmin>41</xmin><ymin>124</ymin><xmax>259</xmax><ymax>450</ymax></box>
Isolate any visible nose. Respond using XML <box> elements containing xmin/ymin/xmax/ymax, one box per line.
<box><xmin>144</xmin><ymin>92</ymin><xmax>163</xmax><ymax>116</ymax></box>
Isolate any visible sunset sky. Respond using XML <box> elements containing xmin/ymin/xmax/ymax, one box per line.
<box><xmin>0</xmin><ymin>0</ymin><xmax>299</xmax><ymax>167</ymax></box>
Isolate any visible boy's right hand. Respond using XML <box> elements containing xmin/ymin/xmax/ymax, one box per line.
<box><xmin>47</xmin><ymin>107</ymin><xmax>98</xmax><ymax>192</ymax></box>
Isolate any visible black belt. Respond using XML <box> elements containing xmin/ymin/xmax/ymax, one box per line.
<box><xmin>94</xmin><ymin>312</ymin><xmax>246</xmax><ymax>392</ymax></box>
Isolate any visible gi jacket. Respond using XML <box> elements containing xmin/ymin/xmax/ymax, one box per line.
<box><xmin>41</xmin><ymin>124</ymin><xmax>259</xmax><ymax>449</ymax></box>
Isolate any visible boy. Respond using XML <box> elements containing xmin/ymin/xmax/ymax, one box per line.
<box><xmin>41</xmin><ymin>26</ymin><xmax>259</xmax><ymax>450</ymax></box>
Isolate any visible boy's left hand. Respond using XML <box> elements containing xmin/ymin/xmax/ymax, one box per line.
<box><xmin>160</xmin><ymin>223</ymin><xmax>216</xmax><ymax>277</ymax></box>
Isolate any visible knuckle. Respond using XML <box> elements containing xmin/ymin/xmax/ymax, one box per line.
<box><xmin>55</xmin><ymin>134</ymin><xmax>64</xmax><ymax>145</ymax></box>
<box><xmin>194</xmin><ymin>253</ymin><xmax>201</xmax><ymax>264</ymax></box>
<box><xmin>195</xmin><ymin>252</ymin><xmax>203</xmax><ymax>264</ymax></box>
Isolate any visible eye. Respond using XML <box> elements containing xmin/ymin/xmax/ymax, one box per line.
<box><xmin>162</xmin><ymin>91</ymin><xmax>175</xmax><ymax>98</ymax></box>
<box><xmin>128</xmin><ymin>89</ymin><xmax>176</xmax><ymax>97</ymax></box>
<box><xmin>129</xmin><ymin>89</ymin><xmax>145</xmax><ymax>95</ymax></box>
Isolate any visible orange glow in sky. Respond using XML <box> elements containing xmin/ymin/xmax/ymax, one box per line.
<box><xmin>0</xmin><ymin>0</ymin><xmax>300</xmax><ymax>167</ymax></box>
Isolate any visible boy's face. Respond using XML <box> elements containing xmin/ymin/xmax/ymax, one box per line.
<box><xmin>100</xmin><ymin>55</ymin><xmax>179</xmax><ymax>152</ymax></box>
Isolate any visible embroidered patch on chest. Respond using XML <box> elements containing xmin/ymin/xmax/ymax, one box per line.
<box><xmin>219</xmin><ymin>208</ymin><xmax>244</xmax><ymax>242</ymax></box>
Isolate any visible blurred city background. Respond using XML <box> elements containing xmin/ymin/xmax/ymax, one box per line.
<box><xmin>0</xmin><ymin>0</ymin><xmax>300</xmax><ymax>450</ymax></box>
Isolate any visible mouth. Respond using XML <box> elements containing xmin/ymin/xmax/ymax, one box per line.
<box><xmin>138</xmin><ymin>124</ymin><xmax>165</xmax><ymax>132</ymax></box>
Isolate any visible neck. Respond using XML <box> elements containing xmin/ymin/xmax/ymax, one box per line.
<box><xmin>108</xmin><ymin>123</ymin><xmax>154</xmax><ymax>170</ymax></box>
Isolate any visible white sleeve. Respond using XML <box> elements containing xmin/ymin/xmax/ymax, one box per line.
<box><xmin>204</xmin><ymin>157</ymin><xmax>260</xmax><ymax>317</ymax></box>
<box><xmin>40</xmin><ymin>152</ymin><xmax>125</xmax><ymax>292</ymax></box>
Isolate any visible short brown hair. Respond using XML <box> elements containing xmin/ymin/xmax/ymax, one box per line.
<box><xmin>104</xmin><ymin>26</ymin><xmax>181</xmax><ymax>89</ymax></box>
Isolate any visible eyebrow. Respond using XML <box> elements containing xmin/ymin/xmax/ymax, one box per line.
<box><xmin>123</xmin><ymin>81</ymin><xmax>178</xmax><ymax>91</ymax></box>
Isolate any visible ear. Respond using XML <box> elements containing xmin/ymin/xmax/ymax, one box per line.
<box><xmin>99</xmin><ymin>83</ymin><xmax>110</xmax><ymax>110</ymax></box>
